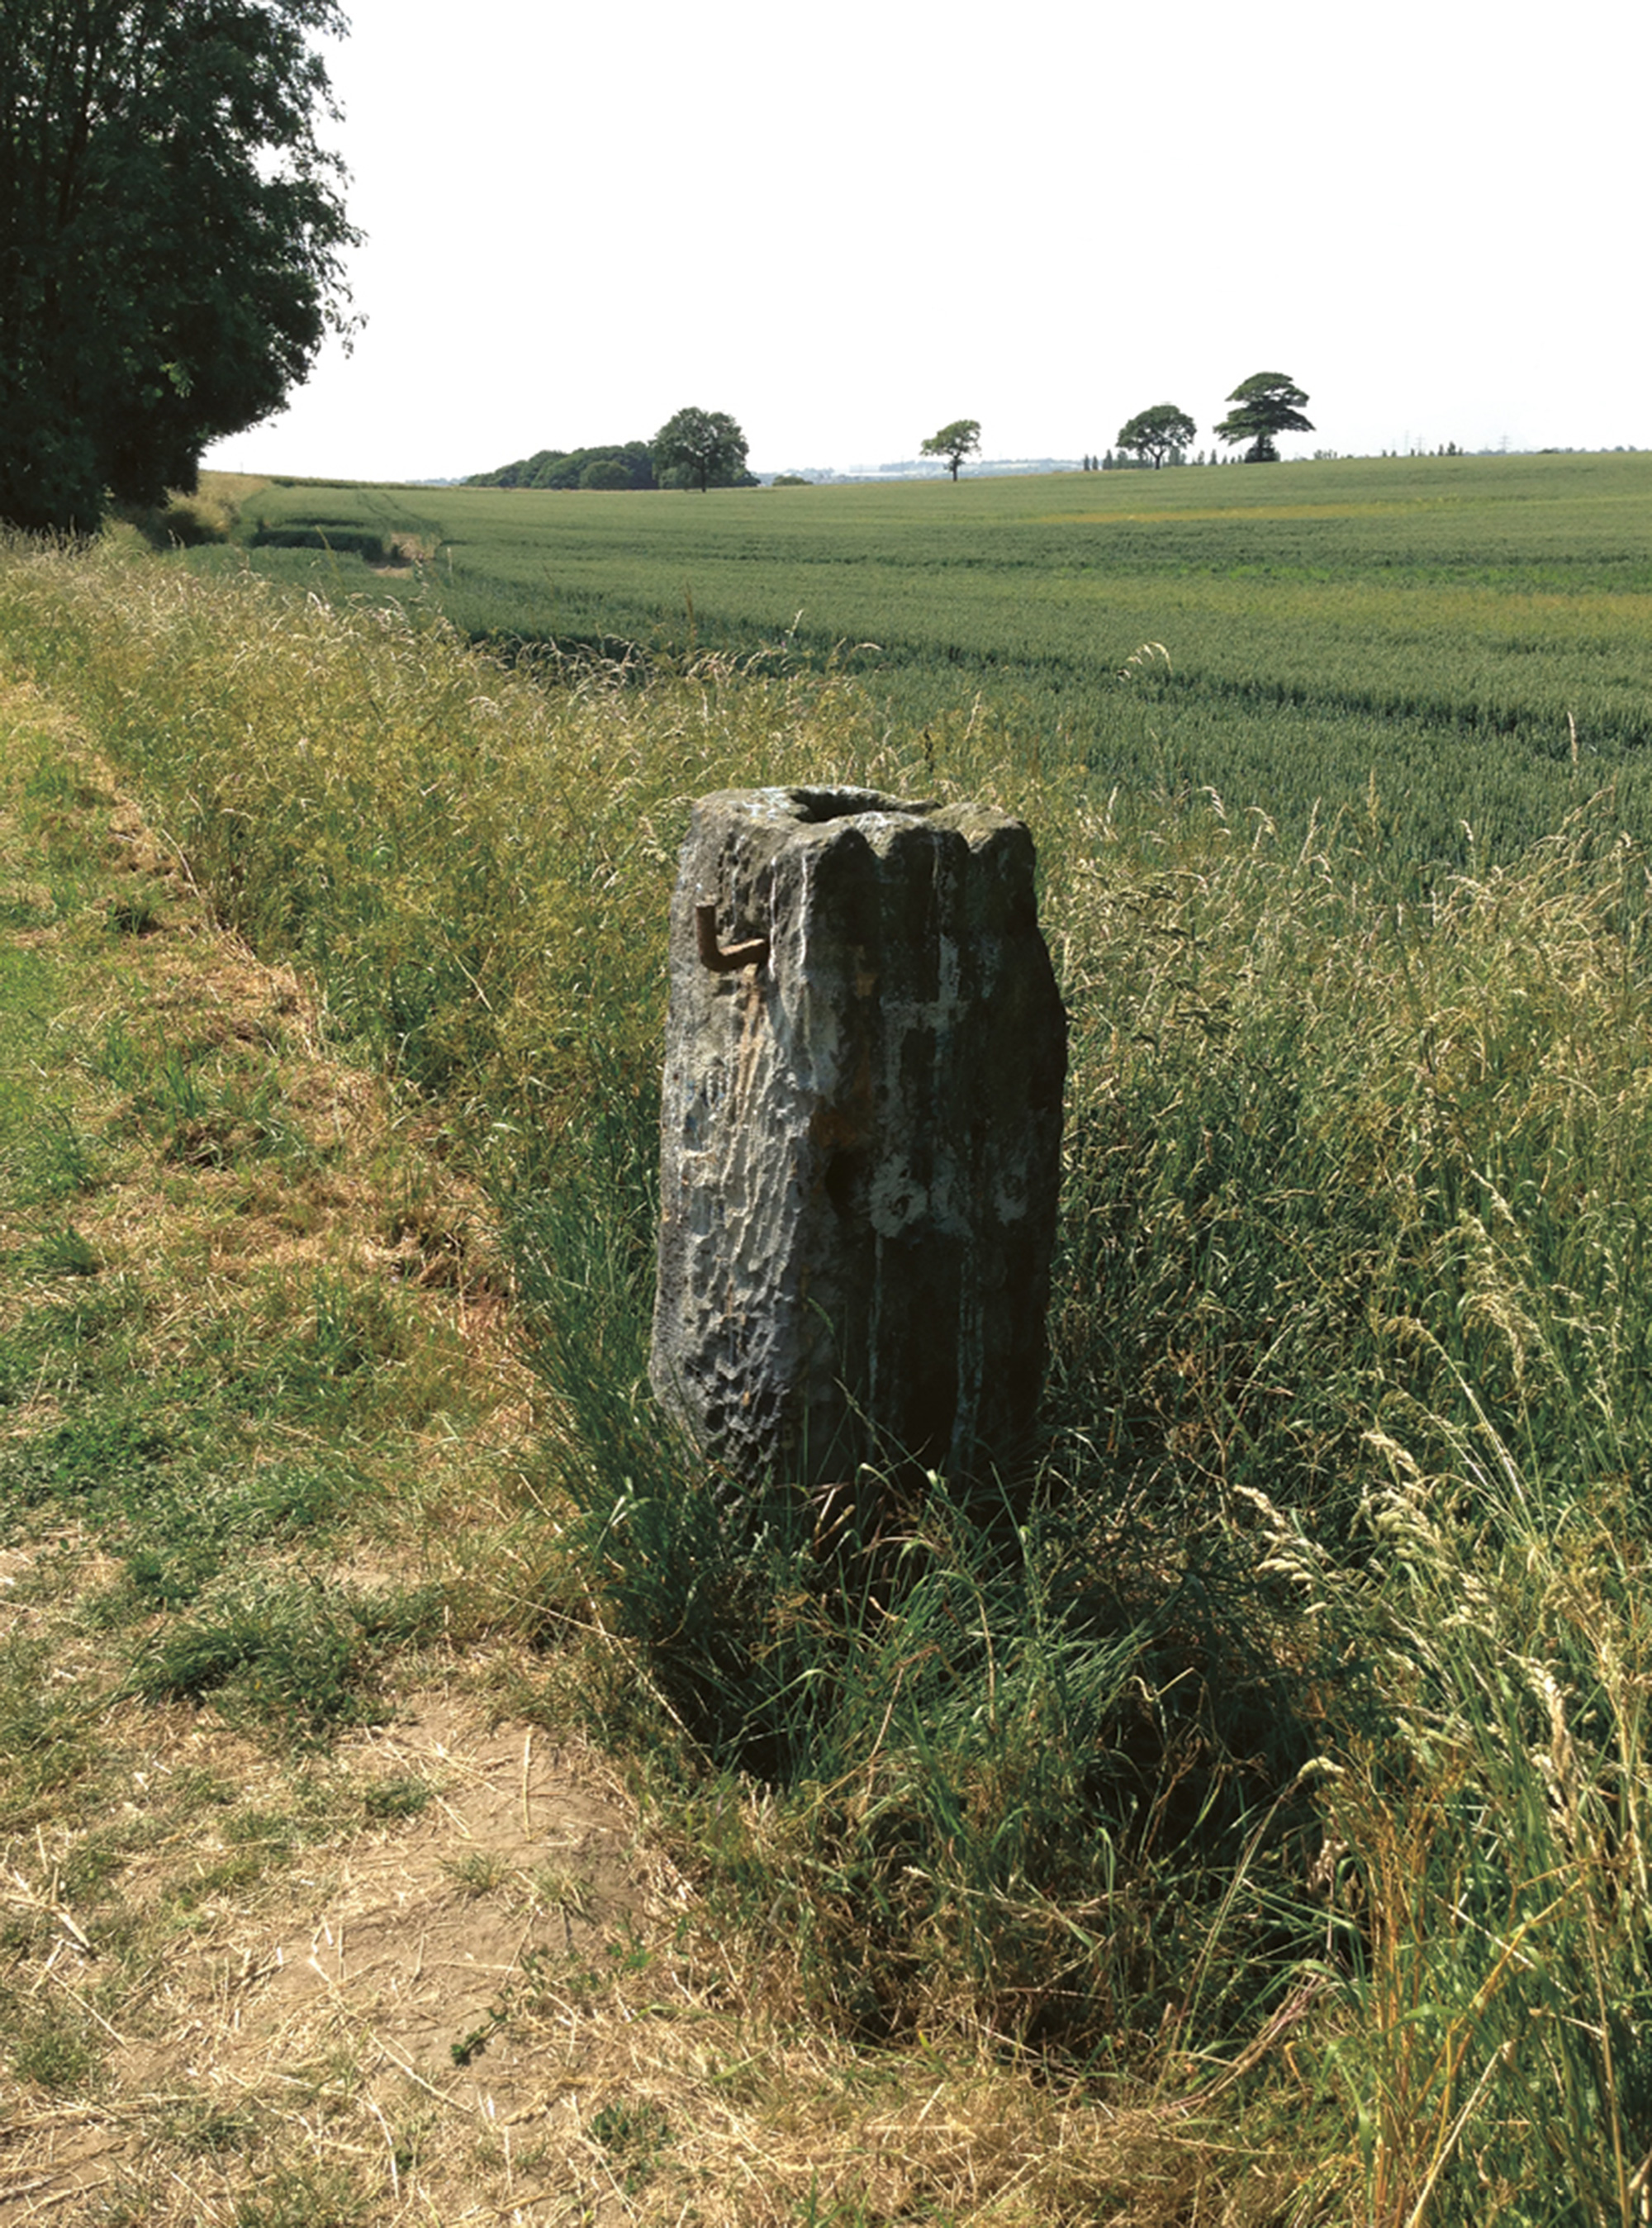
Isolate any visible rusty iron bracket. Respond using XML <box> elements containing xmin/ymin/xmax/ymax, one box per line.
<box><xmin>695</xmin><ymin>900</ymin><xmax>770</xmax><ymax>974</ymax></box>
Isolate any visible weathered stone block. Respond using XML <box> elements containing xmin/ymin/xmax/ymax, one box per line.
<box><xmin>650</xmin><ymin>786</ymin><xmax>1066</xmax><ymax>1485</ymax></box>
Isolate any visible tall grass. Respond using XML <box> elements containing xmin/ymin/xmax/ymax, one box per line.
<box><xmin>0</xmin><ymin>536</ymin><xmax>938</xmax><ymax>1165</ymax></box>
<box><xmin>7</xmin><ymin>531</ymin><xmax>1652</xmax><ymax>2216</ymax></box>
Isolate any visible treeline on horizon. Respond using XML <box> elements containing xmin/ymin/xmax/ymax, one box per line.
<box><xmin>463</xmin><ymin>436</ymin><xmax>1648</xmax><ymax>493</ymax></box>
<box><xmin>467</xmin><ymin>438</ymin><xmax>759</xmax><ymax>492</ymax></box>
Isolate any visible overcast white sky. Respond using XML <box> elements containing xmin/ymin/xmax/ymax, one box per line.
<box><xmin>206</xmin><ymin>0</ymin><xmax>1651</xmax><ymax>482</ymax></box>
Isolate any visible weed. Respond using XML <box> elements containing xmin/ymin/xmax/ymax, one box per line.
<box><xmin>155</xmin><ymin>2094</ymin><xmax>263</xmax><ymax>2155</ymax></box>
<box><xmin>0</xmin><ymin>1640</ymin><xmax>102</xmax><ymax>1827</ymax></box>
<box><xmin>441</xmin><ymin>1847</ymin><xmax>514</xmax><ymax>1899</ymax></box>
<box><xmin>794</xmin><ymin>2189</ymin><xmax>882</xmax><ymax>2228</ymax></box>
<box><xmin>589</xmin><ymin>2098</ymin><xmax>674</xmax><ymax>2192</ymax></box>
<box><xmin>361</xmin><ymin>1772</ymin><xmax>430</xmax><ymax>1820</ymax></box>
<box><xmin>6</xmin><ymin>2000</ymin><xmax>105</xmax><ymax>2093</ymax></box>
<box><xmin>448</xmin><ymin>1944</ymin><xmax>553</xmax><ymax>2065</ymax></box>
<box><xmin>107</xmin><ymin>878</ymin><xmax>164</xmax><ymax>934</ymax></box>
<box><xmin>33</xmin><ymin>1221</ymin><xmax>100</xmax><ymax>1275</ymax></box>
<box><xmin>348</xmin><ymin>1579</ymin><xmax>449</xmax><ymax>1643</ymax></box>
<box><xmin>116</xmin><ymin>1541</ymin><xmax>217</xmax><ymax>1611</ymax></box>
<box><xmin>529</xmin><ymin>1861</ymin><xmax>592</xmax><ymax>1917</ymax></box>
<box><xmin>230</xmin><ymin>2162</ymin><xmax>369</xmax><ymax>2228</ymax></box>
<box><xmin>20</xmin><ymin>1108</ymin><xmax>102</xmax><ymax>1200</ymax></box>
<box><xmin>0</xmin><ymin>888</ymin><xmax>54</xmax><ymax>928</ymax></box>
<box><xmin>88</xmin><ymin>1009</ymin><xmax>143</xmax><ymax>1087</ymax></box>
<box><xmin>0</xmin><ymin>1403</ymin><xmax>171</xmax><ymax>1510</ymax></box>
<box><xmin>131</xmin><ymin>1579</ymin><xmax>377</xmax><ymax>1740</ymax></box>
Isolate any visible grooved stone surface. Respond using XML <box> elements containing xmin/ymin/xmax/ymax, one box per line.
<box><xmin>649</xmin><ymin>786</ymin><xmax>1066</xmax><ymax>1485</ymax></box>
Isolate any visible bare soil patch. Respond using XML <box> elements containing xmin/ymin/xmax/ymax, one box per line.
<box><xmin>2</xmin><ymin>1692</ymin><xmax>664</xmax><ymax>2226</ymax></box>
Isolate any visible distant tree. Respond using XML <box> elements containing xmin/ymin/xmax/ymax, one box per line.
<box><xmin>1214</xmin><ymin>372</ymin><xmax>1313</xmax><ymax>463</ymax></box>
<box><xmin>0</xmin><ymin>0</ymin><xmax>359</xmax><ymax>536</ymax></box>
<box><xmin>1116</xmin><ymin>404</ymin><xmax>1197</xmax><ymax>471</ymax></box>
<box><xmin>510</xmin><ymin>450</ymin><xmax>568</xmax><ymax>488</ymax></box>
<box><xmin>580</xmin><ymin>458</ymin><xmax>633</xmax><ymax>490</ymax></box>
<box><xmin>471</xmin><ymin>441</ymin><xmax>656</xmax><ymax>492</ymax></box>
<box><xmin>654</xmin><ymin>406</ymin><xmax>749</xmax><ymax>492</ymax></box>
<box><xmin>920</xmin><ymin>419</ymin><xmax>981</xmax><ymax>481</ymax></box>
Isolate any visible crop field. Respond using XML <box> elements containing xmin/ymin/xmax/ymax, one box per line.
<box><xmin>213</xmin><ymin>450</ymin><xmax>1652</xmax><ymax>871</ymax></box>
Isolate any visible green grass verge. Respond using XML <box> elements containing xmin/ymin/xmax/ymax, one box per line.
<box><xmin>0</xmin><ymin>682</ymin><xmax>539</xmax><ymax>2116</ymax></box>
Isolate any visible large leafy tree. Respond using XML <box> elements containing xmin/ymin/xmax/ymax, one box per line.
<box><xmin>1116</xmin><ymin>403</ymin><xmax>1196</xmax><ymax>470</ymax></box>
<box><xmin>0</xmin><ymin>0</ymin><xmax>358</xmax><ymax>535</ymax></box>
<box><xmin>653</xmin><ymin>406</ymin><xmax>749</xmax><ymax>492</ymax></box>
<box><xmin>920</xmin><ymin>418</ymin><xmax>981</xmax><ymax>481</ymax></box>
<box><xmin>1214</xmin><ymin>372</ymin><xmax>1313</xmax><ymax>463</ymax></box>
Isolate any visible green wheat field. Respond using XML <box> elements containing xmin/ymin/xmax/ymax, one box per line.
<box><xmin>3</xmin><ymin>449</ymin><xmax>1652</xmax><ymax>2222</ymax></box>
<box><xmin>223</xmin><ymin>449</ymin><xmax>1652</xmax><ymax>867</ymax></box>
